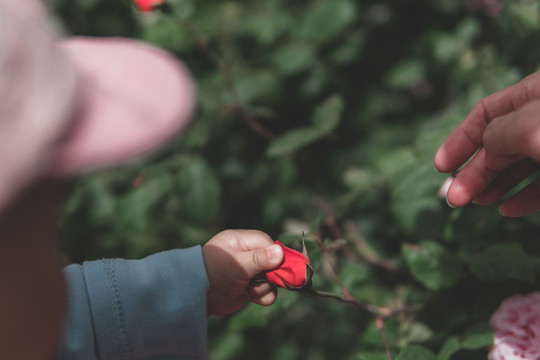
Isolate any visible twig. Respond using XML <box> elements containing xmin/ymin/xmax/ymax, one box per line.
<box><xmin>314</xmin><ymin>234</ymin><xmax>353</xmax><ymax>300</ymax></box>
<box><xmin>175</xmin><ymin>15</ymin><xmax>275</xmax><ymax>140</ymax></box>
<box><xmin>176</xmin><ymin>16</ymin><xmax>223</xmax><ymax>68</ymax></box>
<box><xmin>314</xmin><ymin>196</ymin><xmax>342</xmax><ymax>241</ymax></box>
<box><xmin>376</xmin><ymin>317</ymin><xmax>393</xmax><ymax>360</ymax></box>
<box><xmin>308</xmin><ymin>289</ymin><xmax>380</xmax><ymax>315</ymax></box>
<box><xmin>311</xmin><ymin>230</ymin><xmax>421</xmax><ymax>358</ymax></box>
<box><xmin>308</xmin><ymin>288</ymin><xmax>414</xmax><ymax>360</ymax></box>
<box><xmin>201</xmin><ymin>105</ymin><xmax>236</xmax><ymax>148</ymax></box>
<box><xmin>344</xmin><ymin>220</ymin><xmax>399</xmax><ymax>272</ymax></box>
<box><xmin>308</xmin><ymin>287</ymin><xmax>421</xmax><ymax>319</ymax></box>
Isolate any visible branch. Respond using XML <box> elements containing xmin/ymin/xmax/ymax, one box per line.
<box><xmin>311</xmin><ymin>231</ymin><xmax>422</xmax><ymax>359</ymax></box>
<box><xmin>175</xmin><ymin>15</ymin><xmax>275</xmax><ymax>140</ymax></box>
<box><xmin>307</xmin><ymin>288</ymin><xmax>421</xmax><ymax>319</ymax></box>
<box><xmin>376</xmin><ymin>317</ymin><xmax>393</xmax><ymax>360</ymax></box>
<box><xmin>314</xmin><ymin>233</ymin><xmax>353</xmax><ymax>300</ymax></box>
<box><xmin>308</xmin><ymin>289</ymin><xmax>380</xmax><ymax>315</ymax></box>
<box><xmin>344</xmin><ymin>220</ymin><xmax>399</xmax><ymax>272</ymax></box>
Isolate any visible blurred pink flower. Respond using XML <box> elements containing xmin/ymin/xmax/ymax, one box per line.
<box><xmin>489</xmin><ymin>292</ymin><xmax>540</xmax><ymax>360</ymax></box>
<box><xmin>466</xmin><ymin>0</ymin><xmax>501</xmax><ymax>17</ymax></box>
<box><xmin>482</xmin><ymin>0</ymin><xmax>502</xmax><ymax>17</ymax></box>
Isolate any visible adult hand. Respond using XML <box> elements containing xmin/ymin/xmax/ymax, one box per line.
<box><xmin>434</xmin><ymin>71</ymin><xmax>540</xmax><ymax>217</ymax></box>
<box><xmin>202</xmin><ymin>229</ymin><xmax>284</xmax><ymax>316</ymax></box>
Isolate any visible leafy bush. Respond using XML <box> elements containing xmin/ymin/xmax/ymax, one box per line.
<box><xmin>53</xmin><ymin>0</ymin><xmax>540</xmax><ymax>359</ymax></box>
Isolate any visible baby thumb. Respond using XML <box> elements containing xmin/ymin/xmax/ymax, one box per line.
<box><xmin>243</xmin><ymin>244</ymin><xmax>284</xmax><ymax>278</ymax></box>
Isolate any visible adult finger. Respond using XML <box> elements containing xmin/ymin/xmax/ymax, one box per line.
<box><xmin>446</xmin><ymin>147</ymin><xmax>500</xmax><ymax>207</ymax></box>
<box><xmin>434</xmin><ymin>72</ymin><xmax>540</xmax><ymax>173</ymax></box>
<box><xmin>473</xmin><ymin>159</ymin><xmax>540</xmax><ymax>205</ymax></box>
<box><xmin>500</xmin><ymin>179</ymin><xmax>540</xmax><ymax>217</ymax></box>
<box><xmin>483</xmin><ymin>100</ymin><xmax>540</xmax><ymax>171</ymax></box>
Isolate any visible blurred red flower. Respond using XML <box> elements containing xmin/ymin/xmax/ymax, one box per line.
<box><xmin>133</xmin><ymin>0</ymin><xmax>164</xmax><ymax>12</ymax></box>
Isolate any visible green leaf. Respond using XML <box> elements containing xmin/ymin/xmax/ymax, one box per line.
<box><xmin>399</xmin><ymin>321</ymin><xmax>433</xmax><ymax>345</ymax></box>
<box><xmin>117</xmin><ymin>174</ymin><xmax>172</xmax><ymax>231</ymax></box>
<box><xmin>174</xmin><ymin>157</ymin><xmax>221</xmax><ymax>223</ymax></box>
<box><xmin>431</xmin><ymin>33</ymin><xmax>463</xmax><ymax>63</ymax></box>
<box><xmin>414</xmin><ymin>108</ymin><xmax>466</xmax><ymax>160</ymax></box>
<box><xmin>297</xmin><ymin>0</ymin><xmax>357</xmax><ymax>43</ymax></box>
<box><xmin>438</xmin><ymin>336</ymin><xmax>461</xmax><ymax>360</ymax></box>
<box><xmin>396</xmin><ymin>345</ymin><xmax>437</xmax><ymax>360</ymax></box>
<box><xmin>208</xmin><ymin>332</ymin><xmax>245</xmax><ymax>360</ymax></box>
<box><xmin>361</xmin><ymin>318</ymin><xmax>399</xmax><ymax>349</ymax></box>
<box><xmin>170</xmin><ymin>0</ymin><xmax>195</xmax><ymax>18</ymax></box>
<box><xmin>508</xmin><ymin>2</ymin><xmax>540</xmax><ymax>27</ymax></box>
<box><xmin>390</xmin><ymin>163</ymin><xmax>446</xmax><ymax>234</ymax></box>
<box><xmin>455</xmin><ymin>17</ymin><xmax>481</xmax><ymax>42</ymax></box>
<box><xmin>311</xmin><ymin>94</ymin><xmax>345</xmax><ymax>132</ymax></box>
<box><xmin>141</xmin><ymin>17</ymin><xmax>192</xmax><ymax>53</ymax></box>
<box><xmin>83</xmin><ymin>177</ymin><xmax>117</xmax><ymax>225</ymax></box>
<box><xmin>342</xmin><ymin>167</ymin><xmax>377</xmax><ymax>193</ymax></box>
<box><xmin>266</xmin><ymin>127</ymin><xmax>324</xmax><ymax>157</ymax></box>
<box><xmin>64</xmin><ymin>0</ymin><xmax>100</xmax><ymax>10</ymax></box>
<box><xmin>375</xmin><ymin>148</ymin><xmax>416</xmax><ymax>180</ymax></box>
<box><xmin>461</xmin><ymin>323</ymin><xmax>493</xmax><ymax>350</ymax></box>
<box><xmin>402</xmin><ymin>241</ymin><xmax>462</xmax><ymax>291</ymax></box>
<box><xmin>391</xmin><ymin>198</ymin><xmax>442</xmax><ymax>235</ymax></box>
<box><xmin>330</xmin><ymin>30</ymin><xmax>365</xmax><ymax>64</ymax></box>
<box><xmin>228</xmin><ymin>291</ymin><xmax>299</xmax><ymax>332</ymax></box>
<box><xmin>242</xmin><ymin>1</ymin><xmax>292</xmax><ymax>45</ymax></box>
<box><xmin>236</xmin><ymin>69</ymin><xmax>281</xmax><ymax>104</ymax></box>
<box><xmin>228</xmin><ymin>302</ymin><xmax>271</xmax><ymax>331</ymax></box>
<box><xmin>339</xmin><ymin>260</ymin><xmax>371</xmax><ymax>289</ymax></box>
<box><xmin>301</xmin><ymin>65</ymin><xmax>327</xmax><ymax>97</ymax></box>
<box><xmin>386</xmin><ymin>60</ymin><xmax>424</xmax><ymax>89</ymax></box>
<box><xmin>354</xmin><ymin>352</ymin><xmax>389</xmax><ymax>360</ymax></box>
<box><xmin>271</xmin><ymin>42</ymin><xmax>316</xmax><ymax>75</ymax></box>
<box><xmin>266</xmin><ymin>94</ymin><xmax>345</xmax><ymax>157</ymax></box>
<box><xmin>468</xmin><ymin>242</ymin><xmax>534</xmax><ymax>283</ymax></box>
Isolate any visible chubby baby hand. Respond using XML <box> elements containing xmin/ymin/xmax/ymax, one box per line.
<box><xmin>202</xmin><ymin>230</ymin><xmax>284</xmax><ymax>316</ymax></box>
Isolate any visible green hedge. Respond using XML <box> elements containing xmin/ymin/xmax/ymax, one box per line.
<box><xmin>53</xmin><ymin>0</ymin><xmax>540</xmax><ymax>359</ymax></box>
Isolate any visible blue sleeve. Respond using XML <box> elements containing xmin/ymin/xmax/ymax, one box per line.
<box><xmin>53</xmin><ymin>246</ymin><xmax>209</xmax><ymax>360</ymax></box>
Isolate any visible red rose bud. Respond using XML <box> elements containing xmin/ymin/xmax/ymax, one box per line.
<box><xmin>133</xmin><ymin>0</ymin><xmax>164</xmax><ymax>12</ymax></box>
<box><xmin>265</xmin><ymin>240</ymin><xmax>313</xmax><ymax>291</ymax></box>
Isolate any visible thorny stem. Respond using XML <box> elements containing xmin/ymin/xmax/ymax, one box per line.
<box><xmin>314</xmin><ymin>234</ymin><xmax>354</xmax><ymax>299</ymax></box>
<box><xmin>308</xmin><ymin>289</ymin><xmax>380</xmax><ymax>314</ymax></box>
<box><xmin>344</xmin><ymin>221</ymin><xmax>399</xmax><ymax>272</ymax></box>
<box><xmin>311</xmin><ymin>232</ymin><xmax>421</xmax><ymax>359</ymax></box>
<box><xmin>307</xmin><ymin>288</ymin><xmax>419</xmax><ymax>320</ymax></box>
<box><xmin>315</xmin><ymin>196</ymin><xmax>399</xmax><ymax>272</ymax></box>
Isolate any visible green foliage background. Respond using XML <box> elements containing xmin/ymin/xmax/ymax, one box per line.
<box><xmin>51</xmin><ymin>0</ymin><xmax>540</xmax><ymax>359</ymax></box>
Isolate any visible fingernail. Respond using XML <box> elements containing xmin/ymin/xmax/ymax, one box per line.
<box><xmin>446</xmin><ymin>196</ymin><xmax>456</xmax><ymax>209</ymax></box>
<box><xmin>498</xmin><ymin>205</ymin><xmax>507</xmax><ymax>216</ymax></box>
<box><xmin>438</xmin><ymin>176</ymin><xmax>454</xmax><ymax>199</ymax></box>
<box><xmin>433</xmin><ymin>163</ymin><xmax>441</xmax><ymax>173</ymax></box>
<box><xmin>266</xmin><ymin>244</ymin><xmax>283</xmax><ymax>261</ymax></box>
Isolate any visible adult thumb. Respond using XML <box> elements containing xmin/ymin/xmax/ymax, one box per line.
<box><xmin>241</xmin><ymin>244</ymin><xmax>284</xmax><ymax>278</ymax></box>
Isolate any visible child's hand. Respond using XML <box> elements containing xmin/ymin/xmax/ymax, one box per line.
<box><xmin>202</xmin><ymin>230</ymin><xmax>284</xmax><ymax>316</ymax></box>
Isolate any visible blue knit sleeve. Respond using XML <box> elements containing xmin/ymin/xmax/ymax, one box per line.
<box><xmin>54</xmin><ymin>246</ymin><xmax>209</xmax><ymax>360</ymax></box>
